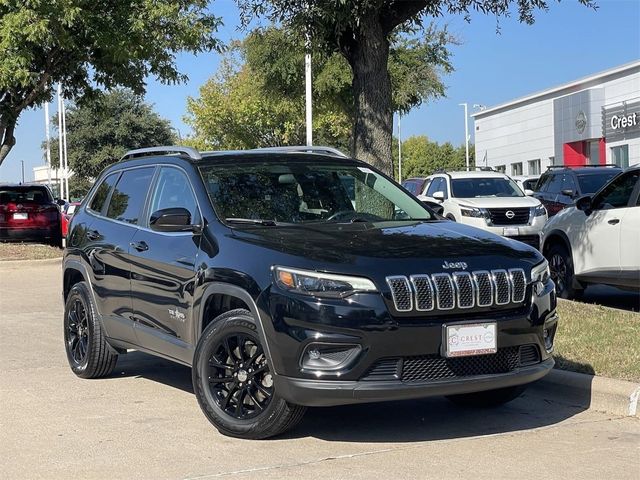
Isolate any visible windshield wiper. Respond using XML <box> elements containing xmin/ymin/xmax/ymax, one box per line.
<box><xmin>225</xmin><ymin>217</ymin><xmax>278</xmax><ymax>226</ymax></box>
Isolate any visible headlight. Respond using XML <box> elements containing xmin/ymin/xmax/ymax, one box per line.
<box><xmin>534</xmin><ymin>204</ymin><xmax>547</xmax><ymax>217</ymax></box>
<box><xmin>274</xmin><ymin>266</ymin><xmax>377</xmax><ymax>298</ymax></box>
<box><xmin>531</xmin><ymin>259</ymin><xmax>550</xmax><ymax>283</ymax></box>
<box><xmin>460</xmin><ymin>206</ymin><xmax>489</xmax><ymax>218</ymax></box>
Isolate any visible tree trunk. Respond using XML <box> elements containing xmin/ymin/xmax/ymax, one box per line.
<box><xmin>347</xmin><ymin>15</ymin><xmax>393</xmax><ymax>178</ymax></box>
<box><xmin>0</xmin><ymin>119</ymin><xmax>17</xmax><ymax>167</ymax></box>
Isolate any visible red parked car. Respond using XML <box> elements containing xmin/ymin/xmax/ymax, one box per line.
<box><xmin>61</xmin><ymin>201</ymin><xmax>81</xmax><ymax>238</ymax></box>
<box><xmin>0</xmin><ymin>184</ymin><xmax>62</xmax><ymax>247</ymax></box>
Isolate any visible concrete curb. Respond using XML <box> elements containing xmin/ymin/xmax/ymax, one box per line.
<box><xmin>540</xmin><ymin>369</ymin><xmax>640</xmax><ymax>418</ymax></box>
<box><xmin>0</xmin><ymin>257</ymin><xmax>62</xmax><ymax>267</ymax></box>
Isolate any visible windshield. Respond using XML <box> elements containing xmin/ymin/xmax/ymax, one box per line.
<box><xmin>577</xmin><ymin>172</ymin><xmax>620</xmax><ymax>194</ymax></box>
<box><xmin>199</xmin><ymin>161</ymin><xmax>434</xmax><ymax>224</ymax></box>
<box><xmin>451</xmin><ymin>177</ymin><xmax>524</xmax><ymax>198</ymax></box>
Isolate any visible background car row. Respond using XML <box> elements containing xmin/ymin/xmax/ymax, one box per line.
<box><xmin>403</xmin><ymin>163</ymin><xmax>639</xmax><ymax>299</ymax></box>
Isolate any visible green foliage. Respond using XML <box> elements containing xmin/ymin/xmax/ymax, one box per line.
<box><xmin>47</xmin><ymin>90</ymin><xmax>175</xmax><ymax>196</ymax></box>
<box><xmin>185</xmin><ymin>31</ymin><xmax>353</xmax><ymax>151</ymax></box>
<box><xmin>0</xmin><ymin>0</ymin><xmax>221</xmax><ymax>164</ymax></box>
<box><xmin>185</xmin><ymin>25</ymin><xmax>453</xmax><ymax>152</ymax></box>
<box><xmin>392</xmin><ymin>135</ymin><xmax>474</xmax><ymax>180</ymax></box>
<box><xmin>236</xmin><ymin>0</ymin><xmax>596</xmax><ymax>173</ymax></box>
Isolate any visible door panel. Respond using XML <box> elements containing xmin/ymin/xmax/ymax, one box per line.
<box><xmin>83</xmin><ymin>215</ymin><xmax>138</xmax><ymax>341</ymax></box>
<box><xmin>129</xmin><ymin>166</ymin><xmax>202</xmax><ymax>357</ymax></box>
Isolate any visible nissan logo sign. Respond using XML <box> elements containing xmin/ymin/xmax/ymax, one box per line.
<box><xmin>505</xmin><ymin>210</ymin><xmax>515</xmax><ymax>219</ymax></box>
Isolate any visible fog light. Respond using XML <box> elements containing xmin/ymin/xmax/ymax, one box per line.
<box><xmin>543</xmin><ymin>323</ymin><xmax>557</xmax><ymax>352</ymax></box>
<box><xmin>300</xmin><ymin>343</ymin><xmax>362</xmax><ymax>371</ymax></box>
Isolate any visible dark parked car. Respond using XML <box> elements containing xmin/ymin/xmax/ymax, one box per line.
<box><xmin>0</xmin><ymin>184</ymin><xmax>62</xmax><ymax>246</ymax></box>
<box><xmin>533</xmin><ymin>165</ymin><xmax>622</xmax><ymax>216</ymax></box>
<box><xmin>401</xmin><ymin>177</ymin><xmax>429</xmax><ymax>196</ymax></box>
<box><xmin>62</xmin><ymin>146</ymin><xmax>558</xmax><ymax>439</ymax></box>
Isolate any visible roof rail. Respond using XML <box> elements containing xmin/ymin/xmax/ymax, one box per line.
<box><xmin>120</xmin><ymin>146</ymin><xmax>202</xmax><ymax>161</ymax></box>
<box><xmin>547</xmin><ymin>163</ymin><xmax>620</xmax><ymax>170</ymax></box>
<box><xmin>251</xmin><ymin>145</ymin><xmax>348</xmax><ymax>158</ymax></box>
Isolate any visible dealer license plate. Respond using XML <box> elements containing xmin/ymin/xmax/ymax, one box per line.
<box><xmin>13</xmin><ymin>212</ymin><xmax>28</xmax><ymax>220</ymax></box>
<box><xmin>445</xmin><ymin>322</ymin><xmax>497</xmax><ymax>358</ymax></box>
<box><xmin>503</xmin><ymin>227</ymin><xmax>519</xmax><ymax>236</ymax></box>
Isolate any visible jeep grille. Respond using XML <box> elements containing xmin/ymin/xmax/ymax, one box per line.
<box><xmin>386</xmin><ymin>269</ymin><xmax>527</xmax><ymax>313</ymax></box>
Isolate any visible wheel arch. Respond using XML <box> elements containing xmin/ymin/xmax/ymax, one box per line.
<box><xmin>197</xmin><ymin>283</ymin><xmax>276</xmax><ymax>372</ymax></box>
<box><xmin>542</xmin><ymin>229</ymin><xmax>572</xmax><ymax>258</ymax></box>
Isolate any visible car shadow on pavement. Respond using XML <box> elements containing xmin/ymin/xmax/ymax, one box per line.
<box><xmin>109</xmin><ymin>352</ymin><xmax>594</xmax><ymax>443</ymax></box>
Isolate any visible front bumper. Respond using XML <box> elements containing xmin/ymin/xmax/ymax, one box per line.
<box><xmin>458</xmin><ymin>216</ymin><xmax>546</xmax><ymax>249</ymax></box>
<box><xmin>275</xmin><ymin>358</ymin><xmax>554</xmax><ymax>406</ymax></box>
<box><xmin>259</xmin><ymin>277</ymin><xmax>558</xmax><ymax>407</ymax></box>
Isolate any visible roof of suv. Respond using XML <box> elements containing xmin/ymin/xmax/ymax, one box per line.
<box><xmin>545</xmin><ymin>166</ymin><xmax>622</xmax><ymax>175</ymax></box>
<box><xmin>432</xmin><ymin>170</ymin><xmax>508</xmax><ymax>180</ymax></box>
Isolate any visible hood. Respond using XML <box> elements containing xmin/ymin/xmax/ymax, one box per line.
<box><xmin>227</xmin><ymin>220</ymin><xmax>543</xmax><ymax>277</ymax></box>
<box><xmin>452</xmin><ymin>196</ymin><xmax>541</xmax><ymax>209</ymax></box>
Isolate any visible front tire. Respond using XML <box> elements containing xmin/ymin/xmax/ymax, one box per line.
<box><xmin>446</xmin><ymin>385</ymin><xmax>527</xmax><ymax>408</ymax></box>
<box><xmin>192</xmin><ymin>308</ymin><xmax>306</xmax><ymax>439</ymax></box>
<box><xmin>64</xmin><ymin>282</ymin><xmax>118</xmax><ymax>378</ymax></box>
<box><xmin>547</xmin><ymin>243</ymin><xmax>583</xmax><ymax>299</ymax></box>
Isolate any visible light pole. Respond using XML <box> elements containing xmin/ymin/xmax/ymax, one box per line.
<box><xmin>304</xmin><ymin>39</ymin><xmax>312</xmax><ymax>146</ymax></box>
<box><xmin>459</xmin><ymin>103</ymin><xmax>470</xmax><ymax>171</ymax></box>
<box><xmin>397</xmin><ymin>114</ymin><xmax>402</xmax><ymax>182</ymax></box>
<box><xmin>21</xmin><ymin>160</ymin><xmax>25</xmax><ymax>183</ymax></box>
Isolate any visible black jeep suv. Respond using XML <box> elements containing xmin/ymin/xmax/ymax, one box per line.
<box><xmin>63</xmin><ymin>146</ymin><xmax>558</xmax><ymax>439</ymax></box>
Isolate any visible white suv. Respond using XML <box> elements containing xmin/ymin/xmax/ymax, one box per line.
<box><xmin>418</xmin><ymin>170</ymin><xmax>547</xmax><ymax>249</ymax></box>
<box><xmin>541</xmin><ymin>165</ymin><xmax>640</xmax><ymax>298</ymax></box>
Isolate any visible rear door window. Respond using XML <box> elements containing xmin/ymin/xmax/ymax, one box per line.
<box><xmin>89</xmin><ymin>173</ymin><xmax>119</xmax><ymax>214</ymax></box>
<box><xmin>105</xmin><ymin>167</ymin><xmax>155</xmax><ymax>225</ymax></box>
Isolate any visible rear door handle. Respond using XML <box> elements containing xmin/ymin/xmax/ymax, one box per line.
<box><xmin>608</xmin><ymin>218</ymin><xmax>620</xmax><ymax>225</ymax></box>
<box><xmin>86</xmin><ymin>229</ymin><xmax>100</xmax><ymax>241</ymax></box>
<box><xmin>130</xmin><ymin>241</ymin><xmax>149</xmax><ymax>252</ymax></box>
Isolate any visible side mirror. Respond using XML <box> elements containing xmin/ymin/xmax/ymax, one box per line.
<box><xmin>432</xmin><ymin>191</ymin><xmax>445</xmax><ymax>201</ymax></box>
<box><xmin>575</xmin><ymin>195</ymin><xmax>592</xmax><ymax>213</ymax></box>
<box><xmin>524</xmin><ymin>189</ymin><xmax>535</xmax><ymax>196</ymax></box>
<box><xmin>55</xmin><ymin>198</ymin><xmax>66</xmax><ymax>206</ymax></box>
<box><xmin>422</xmin><ymin>201</ymin><xmax>444</xmax><ymax>215</ymax></box>
<box><xmin>561</xmin><ymin>189</ymin><xmax>576</xmax><ymax>198</ymax></box>
<box><xmin>150</xmin><ymin>207</ymin><xmax>198</xmax><ymax>232</ymax></box>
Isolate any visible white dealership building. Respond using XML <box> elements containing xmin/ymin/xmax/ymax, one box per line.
<box><xmin>472</xmin><ymin>60</ymin><xmax>640</xmax><ymax>176</ymax></box>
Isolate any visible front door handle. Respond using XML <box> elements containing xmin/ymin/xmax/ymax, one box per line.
<box><xmin>130</xmin><ymin>241</ymin><xmax>149</xmax><ymax>252</ymax></box>
<box><xmin>608</xmin><ymin>218</ymin><xmax>620</xmax><ymax>225</ymax></box>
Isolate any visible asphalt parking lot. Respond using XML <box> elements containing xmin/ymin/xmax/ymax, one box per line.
<box><xmin>1</xmin><ymin>260</ymin><xmax>638</xmax><ymax>480</ymax></box>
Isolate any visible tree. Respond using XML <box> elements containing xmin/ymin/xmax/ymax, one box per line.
<box><xmin>0</xmin><ymin>0</ymin><xmax>222</xmax><ymax>166</ymax></box>
<box><xmin>237</xmin><ymin>0</ymin><xmax>595</xmax><ymax>176</ymax></box>
<box><xmin>186</xmin><ymin>25</ymin><xmax>452</xmax><ymax>152</ymax></box>
<box><xmin>48</xmin><ymin>89</ymin><xmax>175</xmax><ymax>197</ymax></box>
<box><xmin>393</xmin><ymin>135</ymin><xmax>474</xmax><ymax>180</ymax></box>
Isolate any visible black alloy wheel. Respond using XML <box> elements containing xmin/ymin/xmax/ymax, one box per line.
<box><xmin>63</xmin><ymin>281</ymin><xmax>118</xmax><ymax>378</ymax></box>
<box><xmin>547</xmin><ymin>243</ymin><xmax>582</xmax><ymax>299</ymax></box>
<box><xmin>67</xmin><ymin>299</ymin><xmax>89</xmax><ymax>365</ymax></box>
<box><xmin>207</xmin><ymin>333</ymin><xmax>274</xmax><ymax>420</ymax></box>
<box><xmin>193</xmin><ymin>308</ymin><xmax>306</xmax><ymax>439</ymax></box>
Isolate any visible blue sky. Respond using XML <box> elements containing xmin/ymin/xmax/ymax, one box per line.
<box><xmin>2</xmin><ymin>0</ymin><xmax>639</xmax><ymax>183</ymax></box>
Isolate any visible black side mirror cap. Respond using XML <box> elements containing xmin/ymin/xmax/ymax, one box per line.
<box><xmin>149</xmin><ymin>207</ymin><xmax>198</xmax><ymax>232</ymax></box>
<box><xmin>575</xmin><ymin>195</ymin><xmax>592</xmax><ymax>213</ymax></box>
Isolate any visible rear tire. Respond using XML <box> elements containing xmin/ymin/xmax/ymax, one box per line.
<box><xmin>547</xmin><ymin>243</ymin><xmax>583</xmax><ymax>299</ymax></box>
<box><xmin>64</xmin><ymin>282</ymin><xmax>118</xmax><ymax>378</ymax></box>
<box><xmin>192</xmin><ymin>308</ymin><xmax>306</xmax><ymax>439</ymax></box>
<box><xmin>446</xmin><ymin>385</ymin><xmax>527</xmax><ymax>408</ymax></box>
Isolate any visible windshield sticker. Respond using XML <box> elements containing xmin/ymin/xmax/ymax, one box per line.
<box><xmin>358</xmin><ymin>167</ymin><xmax>375</xmax><ymax>174</ymax></box>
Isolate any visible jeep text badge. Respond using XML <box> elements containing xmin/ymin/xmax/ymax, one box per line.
<box><xmin>442</xmin><ymin>261</ymin><xmax>468</xmax><ymax>270</ymax></box>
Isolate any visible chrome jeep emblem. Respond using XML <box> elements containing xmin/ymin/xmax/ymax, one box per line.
<box><xmin>442</xmin><ymin>261</ymin><xmax>468</xmax><ymax>270</ymax></box>
<box><xmin>505</xmin><ymin>210</ymin><xmax>515</xmax><ymax>219</ymax></box>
